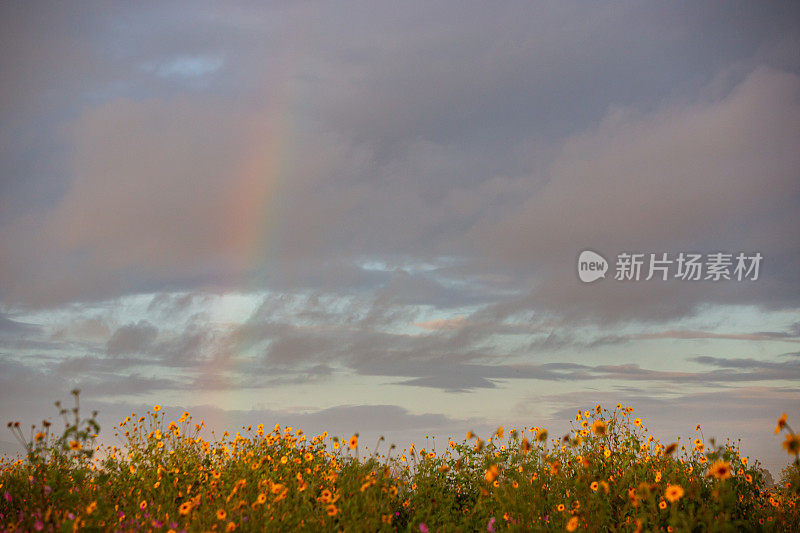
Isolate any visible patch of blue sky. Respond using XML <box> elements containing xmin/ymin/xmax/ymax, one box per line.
<box><xmin>360</xmin><ymin>260</ymin><xmax>390</xmax><ymax>272</ymax></box>
<box><xmin>359</xmin><ymin>256</ymin><xmax>459</xmax><ymax>274</ymax></box>
<box><xmin>142</xmin><ymin>55</ymin><xmax>224</xmax><ymax>79</ymax></box>
<box><xmin>684</xmin><ymin>304</ymin><xmax>800</xmax><ymax>333</ymax></box>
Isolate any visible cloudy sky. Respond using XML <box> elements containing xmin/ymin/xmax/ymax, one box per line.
<box><xmin>1</xmin><ymin>1</ymin><xmax>799</xmax><ymax>474</ymax></box>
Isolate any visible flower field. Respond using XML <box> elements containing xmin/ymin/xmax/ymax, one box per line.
<box><xmin>2</xmin><ymin>393</ymin><xmax>798</xmax><ymax>531</ymax></box>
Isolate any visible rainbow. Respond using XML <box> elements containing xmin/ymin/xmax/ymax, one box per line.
<box><xmin>196</xmin><ymin>21</ymin><xmax>312</xmax><ymax>405</ymax></box>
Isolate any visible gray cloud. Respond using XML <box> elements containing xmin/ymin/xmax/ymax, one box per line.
<box><xmin>691</xmin><ymin>355</ymin><xmax>800</xmax><ymax>370</ymax></box>
<box><xmin>49</xmin><ymin>316</ymin><xmax>112</xmax><ymax>343</ymax></box>
<box><xmin>0</xmin><ymin>315</ymin><xmax>40</xmax><ymax>334</ymax></box>
<box><xmin>106</xmin><ymin>321</ymin><xmax>158</xmax><ymax>356</ymax></box>
<box><xmin>470</xmin><ymin>67</ymin><xmax>800</xmax><ymax>323</ymax></box>
<box><xmin>2</xmin><ymin>0</ymin><xmax>799</xmax><ymax>476</ymax></box>
<box><xmin>0</xmin><ymin>357</ymin><xmax>180</xmax><ymax>409</ymax></box>
<box><xmin>0</xmin><ymin>2</ymin><xmax>797</xmax><ymax>317</ymax></box>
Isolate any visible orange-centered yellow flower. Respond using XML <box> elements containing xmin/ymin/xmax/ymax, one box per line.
<box><xmin>665</xmin><ymin>484</ymin><xmax>685</xmax><ymax>503</ymax></box>
<box><xmin>783</xmin><ymin>433</ymin><xmax>800</xmax><ymax>455</ymax></box>
<box><xmin>566</xmin><ymin>516</ymin><xmax>579</xmax><ymax>532</ymax></box>
<box><xmin>775</xmin><ymin>413</ymin><xmax>788</xmax><ymax>434</ymax></box>
<box><xmin>591</xmin><ymin>420</ymin><xmax>607</xmax><ymax>436</ymax></box>
<box><xmin>708</xmin><ymin>460</ymin><xmax>732</xmax><ymax>480</ymax></box>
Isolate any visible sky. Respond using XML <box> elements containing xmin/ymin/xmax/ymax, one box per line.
<box><xmin>1</xmin><ymin>1</ymin><xmax>799</xmax><ymax>475</ymax></box>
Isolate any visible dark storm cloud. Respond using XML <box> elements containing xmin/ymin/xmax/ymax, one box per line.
<box><xmin>0</xmin><ymin>1</ymin><xmax>797</xmax><ymax>317</ymax></box>
<box><xmin>1</xmin><ymin>2</ymin><xmax>800</xmax><ymax>474</ymax></box>
<box><xmin>469</xmin><ymin>67</ymin><xmax>800</xmax><ymax>323</ymax></box>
